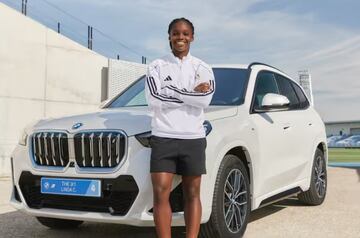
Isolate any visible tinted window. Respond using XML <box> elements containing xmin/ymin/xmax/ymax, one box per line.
<box><xmin>211</xmin><ymin>68</ymin><xmax>248</xmax><ymax>105</ymax></box>
<box><xmin>253</xmin><ymin>71</ymin><xmax>279</xmax><ymax>109</ymax></box>
<box><xmin>107</xmin><ymin>68</ymin><xmax>249</xmax><ymax>108</ymax></box>
<box><xmin>292</xmin><ymin>82</ymin><xmax>310</xmax><ymax>109</ymax></box>
<box><xmin>108</xmin><ymin>77</ymin><xmax>146</xmax><ymax>108</ymax></box>
<box><xmin>275</xmin><ymin>74</ymin><xmax>300</xmax><ymax>109</ymax></box>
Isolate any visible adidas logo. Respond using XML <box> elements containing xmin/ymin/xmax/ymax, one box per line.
<box><xmin>164</xmin><ymin>76</ymin><xmax>172</xmax><ymax>81</ymax></box>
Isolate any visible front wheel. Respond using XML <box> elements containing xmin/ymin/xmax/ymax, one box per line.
<box><xmin>36</xmin><ymin>217</ymin><xmax>83</xmax><ymax>229</ymax></box>
<box><xmin>200</xmin><ymin>154</ymin><xmax>251</xmax><ymax>238</ymax></box>
<box><xmin>298</xmin><ymin>148</ymin><xmax>327</xmax><ymax>205</ymax></box>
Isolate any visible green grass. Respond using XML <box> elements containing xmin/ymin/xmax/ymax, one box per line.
<box><xmin>328</xmin><ymin>148</ymin><xmax>360</xmax><ymax>163</ymax></box>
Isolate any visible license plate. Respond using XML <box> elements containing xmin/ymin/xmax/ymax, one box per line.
<box><xmin>41</xmin><ymin>177</ymin><xmax>101</xmax><ymax>197</ymax></box>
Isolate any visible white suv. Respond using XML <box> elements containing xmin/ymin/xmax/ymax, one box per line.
<box><xmin>10</xmin><ymin>63</ymin><xmax>327</xmax><ymax>237</ymax></box>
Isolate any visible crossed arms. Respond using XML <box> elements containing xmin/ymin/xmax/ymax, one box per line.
<box><xmin>145</xmin><ymin>65</ymin><xmax>215</xmax><ymax>110</ymax></box>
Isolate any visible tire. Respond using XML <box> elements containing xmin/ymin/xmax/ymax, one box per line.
<box><xmin>200</xmin><ymin>154</ymin><xmax>251</xmax><ymax>238</ymax></box>
<box><xmin>36</xmin><ymin>217</ymin><xmax>83</xmax><ymax>229</ymax></box>
<box><xmin>298</xmin><ymin>148</ymin><xmax>327</xmax><ymax>205</ymax></box>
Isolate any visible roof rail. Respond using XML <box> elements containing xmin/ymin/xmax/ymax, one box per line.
<box><xmin>247</xmin><ymin>62</ymin><xmax>286</xmax><ymax>74</ymax></box>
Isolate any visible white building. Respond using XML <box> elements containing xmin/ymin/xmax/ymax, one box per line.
<box><xmin>0</xmin><ymin>3</ymin><xmax>145</xmax><ymax>176</ymax></box>
<box><xmin>325</xmin><ymin>120</ymin><xmax>360</xmax><ymax>136</ymax></box>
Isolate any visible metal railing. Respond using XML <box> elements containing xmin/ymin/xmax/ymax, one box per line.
<box><xmin>0</xmin><ymin>0</ymin><xmax>147</xmax><ymax>63</ymax></box>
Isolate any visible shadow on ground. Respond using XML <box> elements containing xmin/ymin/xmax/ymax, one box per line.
<box><xmin>249</xmin><ymin>197</ymin><xmax>306</xmax><ymax>223</ymax></box>
<box><xmin>0</xmin><ymin>211</ymin><xmax>185</xmax><ymax>238</ymax></box>
<box><xmin>0</xmin><ymin>198</ymin><xmax>306</xmax><ymax>237</ymax></box>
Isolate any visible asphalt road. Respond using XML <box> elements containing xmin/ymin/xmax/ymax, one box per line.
<box><xmin>1</xmin><ymin>167</ymin><xmax>359</xmax><ymax>238</ymax></box>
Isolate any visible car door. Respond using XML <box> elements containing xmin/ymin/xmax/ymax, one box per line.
<box><xmin>274</xmin><ymin>74</ymin><xmax>313</xmax><ymax>183</ymax></box>
<box><xmin>249</xmin><ymin>70</ymin><xmax>294</xmax><ymax>196</ymax></box>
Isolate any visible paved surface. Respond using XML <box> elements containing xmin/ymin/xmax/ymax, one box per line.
<box><xmin>0</xmin><ymin>177</ymin><xmax>15</xmax><ymax>215</ymax></box>
<box><xmin>0</xmin><ymin>167</ymin><xmax>359</xmax><ymax>238</ymax></box>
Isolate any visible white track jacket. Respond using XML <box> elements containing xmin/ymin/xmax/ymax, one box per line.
<box><xmin>145</xmin><ymin>53</ymin><xmax>215</xmax><ymax>139</ymax></box>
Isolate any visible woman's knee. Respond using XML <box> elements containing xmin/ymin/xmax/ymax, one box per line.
<box><xmin>183</xmin><ymin>185</ymin><xmax>201</xmax><ymax>202</ymax></box>
<box><xmin>152</xmin><ymin>184</ymin><xmax>172</xmax><ymax>204</ymax></box>
<box><xmin>182</xmin><ymin>176</ymin><xmax>201</xmax><ymax>201</ymax></box>
<box><xmin>153</xmin><ymin>183</ymin><xmax>171</xmax><ymax>194</ymax></box>
<box><xmin>151</xmin><ymin>172</ymin><xmax>174</xmax><ymax>202</ymax></box>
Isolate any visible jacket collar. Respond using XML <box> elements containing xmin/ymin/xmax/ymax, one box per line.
<box><xmin>169</xmin><ymin>52</ymin><xmax>192</xmax><ymax>64</ymax></box>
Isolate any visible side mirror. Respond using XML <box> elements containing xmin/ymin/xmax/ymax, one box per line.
<box><xmin>254</xmin><ymin>93</ymin><xmax>290</xmax><ymax>112</ymax></box>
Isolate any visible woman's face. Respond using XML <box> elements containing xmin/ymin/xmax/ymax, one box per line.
<box><xmin>169</xmin><ymin>21</ymin><xmax>194</xmax><ymax>57</ymax></box>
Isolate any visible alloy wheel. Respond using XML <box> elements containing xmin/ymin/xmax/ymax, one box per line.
<box><xmin>314</xmin><ymin>156</ymin><xmax>326</xmax><ymax>197</ymax></box>
<box><xmin>223</xmin><ymin>169</ymin><xmax>248</xmax><ymax>233</ymax></box>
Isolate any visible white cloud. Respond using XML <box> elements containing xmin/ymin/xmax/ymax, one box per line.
<box><xmin>300</xmin><ymin>35</ymin><xmax>360</xmax><ymax>62</ymax></box>
<box><xmin>52</xmin><ymin>0</ymin><xmax>360</xmax><ymax>121</ymax></box>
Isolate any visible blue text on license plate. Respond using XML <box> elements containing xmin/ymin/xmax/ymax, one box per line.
<box><xmin>41</xmin><ymin>178</ymin><xmax>101</xmax><ymax>197</ymax></box>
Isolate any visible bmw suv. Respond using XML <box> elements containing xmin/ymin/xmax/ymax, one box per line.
<box><xmin>10</xmin><ymin>62</ymin><xmax>328</xmax><ymax>237</ymax></box>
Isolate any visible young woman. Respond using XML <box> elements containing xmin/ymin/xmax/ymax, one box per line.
<box><xmin>145</xmin><ymin>18</ymin><xmax>215</xmax><ymax>238</ymax></box>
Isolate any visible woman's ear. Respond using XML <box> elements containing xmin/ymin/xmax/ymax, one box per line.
<box><xmin>168</xmin><ymin>36</ymin><xmax>172</xmax><ymax>49</ymax></box>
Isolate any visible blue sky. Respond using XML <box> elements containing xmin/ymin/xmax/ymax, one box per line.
<box><xmin>4</xmin><ymin>0</ymin><xmax>360</xmax><ymax>122</ymax></box>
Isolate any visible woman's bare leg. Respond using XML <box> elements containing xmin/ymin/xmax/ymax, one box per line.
<box><xmin>151</xmin><ymin>172</ymin><xmax>174</xmax><ymax>238</ymax></box>
<box><xmin>182</xmin><ymin>175</ymin><xmax>202</xmax><ymax>238</ymax></box>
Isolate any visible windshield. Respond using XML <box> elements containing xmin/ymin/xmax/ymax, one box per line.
<box><xmin>107</xmin><ymin>68</ymin><xmax>249</xmax><ymax>108</ymax></box>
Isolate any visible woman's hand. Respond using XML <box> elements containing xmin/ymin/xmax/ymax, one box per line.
<box><xmin>194</xmin><ymin>82</ymin><xmax>211</xmax><ymax>93</ymax></box>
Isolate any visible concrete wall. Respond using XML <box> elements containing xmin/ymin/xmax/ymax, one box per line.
<box><xmin>108</xmin><ymin>59</ymin><xmax>146</xmax><ymax>99</ymax></box>
<box><xmin>0</xmin><ymin>3</ymin><xmax>108</xmax><ymax>176</ymax></box>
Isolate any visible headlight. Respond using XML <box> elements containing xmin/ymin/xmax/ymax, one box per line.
<box><xmin>135</xmin><ymin>131</ymin><xmax>152</xmax><ymax>148</ymax></box>
<box><xmin>203</xmin><ymin>120</ymin><xmax>212</xmax><ymax>136</ymax></box>
<box><xmin>18</xmin><ymin>130</ymin><xmax>28</xmax><ymax>146</ymax></box>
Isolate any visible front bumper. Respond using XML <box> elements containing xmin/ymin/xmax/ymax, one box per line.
<box><xmin>18</xmin><ymin>171</ymin><xmax>138</xmax><ymax>216</ymax></box>
<box><xmin>10</xmin><ymin>136</ymin><xmax>187</xmax><ymax>226</ymax></box>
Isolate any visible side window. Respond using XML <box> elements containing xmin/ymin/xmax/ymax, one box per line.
<box><xmin>253</xmin><ymin>71</ymin><xmax>279</xmax><ymax>109</ymax></box>
<box><xmin>292</xmin><ymin>82</ymin><xmax>310</xmax><ymax>109</ymax></box>
<box><xmin>126</xmin><ymin>90</ymin><xmax>146</xmax><ymax>106</ymax></box>
<box><xmin>275</xmin><ymin>74</ymin><xmax>300</xmax><ymax>109</ymax></box>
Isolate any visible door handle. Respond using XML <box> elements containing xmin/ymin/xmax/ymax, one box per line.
<box><xmin>283</xmin><ymin>123</ymin><xmax>291</xmax><ymax>130</ymax></box>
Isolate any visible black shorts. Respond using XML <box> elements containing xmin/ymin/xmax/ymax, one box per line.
<box><xmin>150</xmin><ymin>136</ymin><xmax>207</xmax><ymax>176</ymax></box>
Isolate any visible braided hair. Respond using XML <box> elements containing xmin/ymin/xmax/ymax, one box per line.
<box><xmin>168</xmin><ymin>18</ymin><xmax>194</xmax><ymax>49</ymax></box>
<box><xmin>168</xmin><ymin>17</ymin><xmax>194</xmax><ymax>35</ymax></box>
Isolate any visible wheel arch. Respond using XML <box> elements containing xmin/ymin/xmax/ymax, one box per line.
<box><xmin>202</xmin><ymin>141</ymin><xmax>256</xmax><ymax>222</ymax></box>
<box><xmin>200</xmin><ymin>144</ymin><xmax>254</xmax><ymax>235</ymax></box>
<box><xmin>301</xmin><ymin>138</ymin><xmax>328</xmax><ymax>194</ymax></box>
<box><xmin>316</xmin><ymin>141</ymin><xmax>328</xmax><ymax>163</ymax></box>
<box><xmin>225</xmin><ymin>146</ymin><xmax>252</xmax><ymax>186</ymax></box>
<box><xmin>218</xmin><ymin>145</ymin><xmax>254</xmax><ymax>201</ymax></box>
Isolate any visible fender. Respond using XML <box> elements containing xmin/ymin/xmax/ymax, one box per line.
<box><xmin>201</xmin><ymin>139</ymin><xmax>256</xmax><ymax>221</ymax></box>
<box><xmin>302</xmin><ymin>132</ymin><xmax>327</xmax><ymax>192</ymax></box>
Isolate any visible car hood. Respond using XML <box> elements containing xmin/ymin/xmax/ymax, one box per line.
<box><xmin>33</xmin><ymin>106</ymin><xmax>238</xmax><ymax>136</ymax></box>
